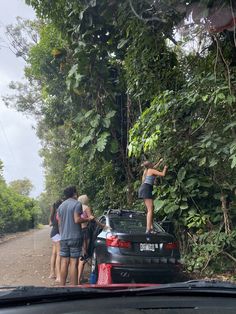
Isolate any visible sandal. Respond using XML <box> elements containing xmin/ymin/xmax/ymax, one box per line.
<box><xmin>145</xmin><ymin>229</ymin><xmax>157</xmax><ymax>234</ymax></box>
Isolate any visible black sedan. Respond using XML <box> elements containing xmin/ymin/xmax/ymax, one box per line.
<box><xmin>91</xmin><ymin>209</ymin><xmax>182</xmax><ymax>284</ymax></box>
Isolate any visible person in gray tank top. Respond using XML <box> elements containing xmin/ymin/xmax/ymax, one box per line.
<box><xmin>138</xmin><ymin>159</ymin><xmax>168</xmax><ymax>234</ymax></box>
<box><xmin>57</xmin><ymin>186</ymin><xmax>94</xmax><ymax>286</ymax></box>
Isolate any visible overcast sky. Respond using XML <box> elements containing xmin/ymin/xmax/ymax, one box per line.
<box><xmin>0</xmin><ymin>0</ymin><xmax>44</xmax><ymax>197</ymax></box>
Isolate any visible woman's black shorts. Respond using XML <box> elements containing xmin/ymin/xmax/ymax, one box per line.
<box><xmin>138</xmin><ymin>183</ymin><xmax>153</xmax><ymax>199</ymax></box>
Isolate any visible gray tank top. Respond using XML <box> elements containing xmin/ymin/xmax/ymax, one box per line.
<box><xmin>144</xmin><ymin>175</ymin><xmax>155</xmax><ymax>185</ymax></box>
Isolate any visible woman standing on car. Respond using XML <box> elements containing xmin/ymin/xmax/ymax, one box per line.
<box><xmin>138</xmin><ymin>159</ymin><xmax>168</xmax><ymax>234</ymax></box>
<box><xmin>49</xmin><ymin>199</ymin><xmax>62</xmax><ymax>282</ymax></box>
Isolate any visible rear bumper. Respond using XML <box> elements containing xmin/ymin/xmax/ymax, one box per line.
<box><xmin>96</xmin><ymin>249</ymin><xmax>182</xmax><ymax>283</ymax></box>
<box><xmin>97</xmin><ymin>250</ymin><xmax>181</xmax><ymax>266</ymax></box>
<box><xmin>99</xmin><ymin>263</ymin><xmax>182</xmax><ymax>284</ymax></box>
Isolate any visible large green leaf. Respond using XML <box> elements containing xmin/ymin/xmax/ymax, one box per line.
<box><xmin>79</xmin><ymin>135</ymin><xmax>93</xmax><ymax>147</ymax></box>
<box><xmin>180</xmin><ymin>202</ymin><xmax>188</xmax><ymax>210</ymax></box>
<box><xmin>209</xmin><ymin>158</ymin><xmax>218</xmax><ymax>167</ymax></box>
<box><xmin>185</xmin><ymin>178</ymin><xmax>198</xmax><ymax>188</ymax></box>
<box><xmin>163</xmin><ymin>203</ymin><xmax>179</xmax><ymax>214</ymax></box>
<box><xmin>117</xmin><ymin>38</ymin><xmax>129</xmax><ymax>49</ymax></box>
<box><xmin>177</xmin><ymin>167</ymin><xmax>186</xmax><ymax>182</ymax></box>
<box><xmin>90</xmin><ymin>114</ymin><xmax>100</xmax><ymax>128</ymax></box>
<box><xmin>110</xmin><ymin>139</ymin><xmax>119</xmax><ymax>154</ymax></box>
<box><xmin>102</xmin><ymin>111</ymin><xmax>116</xmax><ymax>128</ymax></box>
<box><xmin>199</xmin><ymin>157</ymin><xmax>206</xmax><ymax>166</ymax></box>
<box><xmin>96</xmin><ymin>132</ymin><xmax>109</xmax><ymax>152</ymax></box>
<box><xmin>154</xmin><ymin>199</ymin><xmax>165</xmax><ymax>211</ymax></box>
<box><xmin>230</xmin><ymin>155</ymin><xmax>236</xmax><ymax>169</ymax></box>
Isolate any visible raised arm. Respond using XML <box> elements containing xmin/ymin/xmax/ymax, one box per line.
<box><xmin>74</xmin><ymin>211</ymin><xmax>94</xmax><ymax>224</ymax></box>
<box><xmin>149</xmin><ymin>165</ymin><xmax>168</xmax><ymax>177</ymax></box>
<box><xmin>153</xmin><ymin>158</ymin><xmax>163</xmax><ymax>169</ymax></box>
<box><xmin>86</xmin><ymin>207</ymin><xmax>102</xmax><ymax>227</ymax></box>
<box><xmin>85</xmin><ymin>206</ymin><xmax>110</xmax><ymax>229</ymax></box>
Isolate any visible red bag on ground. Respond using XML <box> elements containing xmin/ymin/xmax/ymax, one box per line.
<box><xmin>97</xmin><ymin>264</ymin><xmax>113</xmax><ymax>285</ymax></box>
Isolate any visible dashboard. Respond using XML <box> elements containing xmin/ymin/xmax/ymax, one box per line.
<box><xmin>1</xmin><ymin>294</ymin><xmax>236</xmax><ymax>314</ymax></box>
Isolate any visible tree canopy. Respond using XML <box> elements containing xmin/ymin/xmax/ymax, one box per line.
<box><xmin>9</xmin><ymin>178</ymin><xmax>34</xmax><ymax>196</ymax></box>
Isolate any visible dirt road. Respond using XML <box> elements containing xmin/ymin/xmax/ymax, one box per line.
<box><xmin>0</xmin><ymin>226</ymin><xmax>58</xmax><ymax>286</ymax></box>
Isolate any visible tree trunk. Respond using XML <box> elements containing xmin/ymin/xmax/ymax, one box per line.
<box><xmin>220</xmin><ymin>194</ymin><xmax>231</xmax><ymax>235</ymax></box>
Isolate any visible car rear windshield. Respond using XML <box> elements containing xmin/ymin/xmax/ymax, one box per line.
<box><xmin>109</xmin><ymin>216</ymin><xmax>164</xmax><ymax>233</ymax></box>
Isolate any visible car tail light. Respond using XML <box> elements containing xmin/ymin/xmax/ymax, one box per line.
<box><xmin>106</xmin><ymin>235</ymin><xmax>131</xmax><ymax>249</ymax></box>
<box><xmin>163</xmin><ymin>241</ymin><xmax>178</xmax><ymax>250</ymax></box>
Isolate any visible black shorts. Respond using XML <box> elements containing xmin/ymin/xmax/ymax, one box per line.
<box><xmin>138</xmin><ymin>183</ymin><xmax>153</xmax><ymax>199</ymax></box>
<box><xmin>60</xmin><ymin>239</ymin><xmax>82</xmax><ymax>258</ymax></box>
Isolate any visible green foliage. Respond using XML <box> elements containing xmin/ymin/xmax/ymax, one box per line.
<box><xmin>124</xmin><ymin>21</ymin><xmax>183</xmax><ymax>101</ymax></box>
<box><xmin>129</xmin><ymin>69</ymin><xmax>236</xmax><ymax>218</ymax></box>
<box><xmin>128</xmin><ymin>44</ymin><xmax>236</xmax><ymax>275</ymax></box>
<box><xmin>21</xmin><ymin>0</ymin><xmax>136</xmax><ymax>207</ymax></box>
<box><xmin>9</xmin><ymin>178</ymin><xmax>34</xmax><ymax>196</ymax></box>
<box><xmin>72</xmin><ymin>108</ymin><xmax>118</xmax><ymax>161</ymax></box>
<box><xmin>38</xmin><ymin>123</ymin><xmax>70</xmax><ymax>201</ymax></box>
<box><xmin>0</xmin><ymin>180</ymin><xmax>42</xmax><ymax>234</ymax></box>
<box><xmin>184</xmin><ymin>230</ymin><xmax>236</xmax><ymax>275</ymax></box>
<box><xmin>64</xmin><ymin>151</ymin><xmax>127</xmax><ymax>214</ymax></box>
<box><xmin>37</xmin><ymin>192</ymin><xmax>52</xmax><ymax>225</ymax></box>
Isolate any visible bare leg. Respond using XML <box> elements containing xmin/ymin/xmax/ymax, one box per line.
<box><xmin>144</xmin><ymin>199</ymin><xmax>154</xmax><ymax>232</ymax></box>
<box><xmin>49</xmin><ymin>242</ymin><xmax>56</xmax><ymax>278</ymax></box>
<box><xmin>55</xmin><ymin>241</ymin><xmax>61</xmax><ymax>282</ymax></box>
<box><xmin>78</xmin><ymin>259</ymin><xmax>85</xmax><ymax>284</ymax></box>
<box><xmin>69</xmin><ymin>258</ymin><xmax>78</xmax><ymax>286</ymax></box>
<box><xmin>78</xmin><ymin>237</ymin><xmax>89</xmax><ymax>284</ymax></box>
<box><xmin>60</xmin><ymin>257</ymin><xmax>69</xmax><ymax>286</ymax></box>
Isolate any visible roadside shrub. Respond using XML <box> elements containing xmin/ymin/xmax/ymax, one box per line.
<box><xmin>0</xmin><ymin>182</ymin><xmax>42</xmax><ymax>234</ymax></box>
<box><xmin>183</xmin><ymin>230</ymin><xmax>236</xmax><ymax>276</ymax></box>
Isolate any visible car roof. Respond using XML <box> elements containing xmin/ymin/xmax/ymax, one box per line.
<box><xmin>103</xmin><ymin>209</ymin><xmax>146</xmax><ymax>217</ymax></box>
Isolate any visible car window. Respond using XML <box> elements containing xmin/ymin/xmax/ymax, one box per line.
<box><xmin>110</xmin><ymin>217</ymin><xmax>164</xmax><ymax>233</ymax></box>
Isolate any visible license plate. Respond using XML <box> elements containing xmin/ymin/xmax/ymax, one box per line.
<box><xmin>140</xmin><ymin>243</ymin><xmax>155</xmax><ymax>252</ymax></box>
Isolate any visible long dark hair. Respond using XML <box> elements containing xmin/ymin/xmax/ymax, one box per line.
<box><xmin>50</xmin><ymin>199</ymin><xmax>62</xmax><ymax>222</ymax></box>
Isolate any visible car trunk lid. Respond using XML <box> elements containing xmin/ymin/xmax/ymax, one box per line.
<box><xmin>106</xmin><ymin>232</ymin><xmax>178</xmax><ymax>257</ymax></box>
